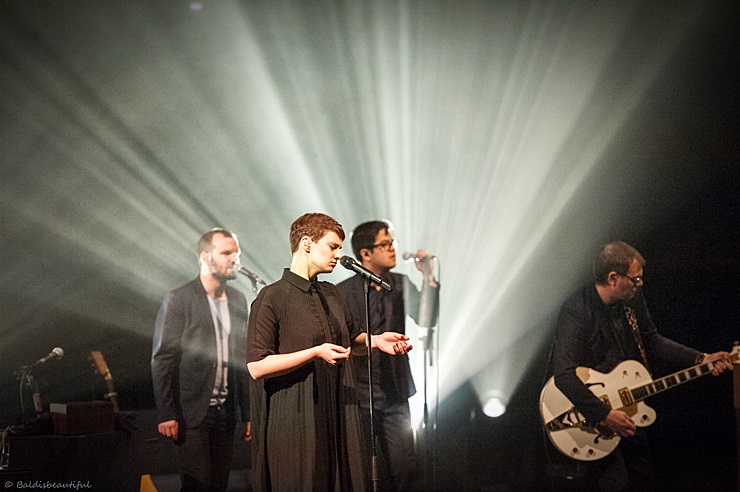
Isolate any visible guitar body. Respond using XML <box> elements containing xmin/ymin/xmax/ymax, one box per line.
<box><xmin>540</xmin><ymin>360</ymin><xmax>656</xmax><ymax>461</ymax></box>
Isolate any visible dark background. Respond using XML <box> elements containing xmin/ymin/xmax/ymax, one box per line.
<box><xmin>1</xmin><ymin>1</ymin><xmax>738</xmax><ymax>490</ymax></box>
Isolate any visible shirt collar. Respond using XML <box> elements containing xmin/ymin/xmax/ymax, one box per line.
<box><xmin>282</xmin><ymin>268</ymin><xmax>312</xmax><ymax>293</ymax></box>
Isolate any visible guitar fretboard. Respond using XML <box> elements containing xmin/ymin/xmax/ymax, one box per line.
<box><xmin>631</xmin><ymin>353</ymin><xmax>737</xmax><ymax>401</ymax></box>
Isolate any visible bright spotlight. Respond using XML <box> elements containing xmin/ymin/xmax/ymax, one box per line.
<box><xmin>481</xmin><ymin>391</ymin><xmax>507</xmax><ymax>418</ymax></box>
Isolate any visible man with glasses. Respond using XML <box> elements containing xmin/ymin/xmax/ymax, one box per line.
<box><xmin>337</xmin><ymin>220</ymin><xmax>439</xmax><ymax>491</ymax></box>
<box><xmin>549</xmin><ymin>240</ymin><xmax>732</xmax><ymax>491</ymax></box>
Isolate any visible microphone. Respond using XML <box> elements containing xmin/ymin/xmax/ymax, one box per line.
<box><xmin>32</xmin><ymin>347</ymin><xmax>64</xmax><ymax>367</ymax></box>
<box><xmin>340</xmin><ymin>256</ymin><xmax>392</xmax><ymax>292</ymax></box>
<box><xmin>402</xmin><ymin>252</ymin><xmax>436</xmax><ymax>262</ymax></box>
<box><xmin>236</xmin><ymin>263</ymin><xmax>266</xmax><ymax>286</ymax></box>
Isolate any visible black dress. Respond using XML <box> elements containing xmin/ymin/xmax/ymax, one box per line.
<box><xmin>247</xmin><ymin>269</ymin><xmax>369</xmax><ymax>491</ymax></box>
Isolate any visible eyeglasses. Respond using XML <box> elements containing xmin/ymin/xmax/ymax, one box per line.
<box><xmin>618</xmin><ymin>273</ymin><xmax>643</xmax><ymax>285</ymax></box>
<box><xmin>370</xmin><ymin>239</ymin><xmax>397</xmax><ymax>251</ymax></box>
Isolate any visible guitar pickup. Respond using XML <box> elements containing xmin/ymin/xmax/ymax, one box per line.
<box><xmin>618</xmin><ymin>387</ymin><xmax>634</xmax><ymax>407</ymax></box>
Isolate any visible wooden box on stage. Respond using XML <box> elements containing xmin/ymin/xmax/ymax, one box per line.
<box><xmin>50</xmin><ymin>401</ymin><xmax>115</xmax><ymax>435</ymax></box>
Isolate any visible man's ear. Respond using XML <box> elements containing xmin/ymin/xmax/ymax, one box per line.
<box><xmin>360</xmin><ymin>248</ymin><xmax>371</xmax><ymax>262</ymax></box>
<box><xmin>302</xmin><ymin>236</ymin><xmax>311</xmax><ymax>253</ymax></box>
<box><xmin>607</xmin><ymin>271</ymin><xmax>619</xmax><ymax>285</ymax></box>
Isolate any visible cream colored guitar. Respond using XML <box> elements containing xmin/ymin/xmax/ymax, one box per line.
<box><xmin>540</xmin><ymin>343</ymin><xmax>738</xmax><ymax>461</ymax></box>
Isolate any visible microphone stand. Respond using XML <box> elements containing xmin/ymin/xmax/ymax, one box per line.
<box><xmin>17</xmin><ymin>366</ymin><xmax>43</xmax><ymax>424</ymax></box>
<box><xmin>340</xmin><ymin>256</ymin><xmax>391</xmax><ymax>491</ymax></box>
<box><xmin>237</xmin><ymin>265</ymin><xmax>267</xmax><ymax>293</ymax></box>
<box><xmin>419</xmin><ymin>327</ymin><xmax>434</xmax><ymax>492</ymax></box>
<box><xmin>416</xmin><ymin>259</ymin><xmax>439</xmax><ymax>492</ymax></box>
<box><xmin>363</xmin><ymin>276</ymin><xmax>379</xmax><ymax>492</ymax></box>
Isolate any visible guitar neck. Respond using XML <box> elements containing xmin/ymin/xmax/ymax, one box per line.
<box><xmin>90</xmin><ymin>351</ymin><xmax>120</xmax><ymax>412</ymax></box>
<box><xmin>105</xmin><ymin>379</ymin><xmax>120</xmax><ymax>412</ymax></box>
<box><xmin>631</xmin><ymin>352</ymin><xmax>738</xmax><ymax>402</ymax></box>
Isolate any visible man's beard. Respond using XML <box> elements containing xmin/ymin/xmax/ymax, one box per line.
<box><xmin>213</xmin><ymin>266</ymin><xmax>237</xmax><ymax>281</ymax></box>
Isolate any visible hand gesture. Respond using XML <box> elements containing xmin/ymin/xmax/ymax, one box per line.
<box><xmin>315</xmin><ymin>343</ymin><xmax>351</xmax><ymax>365</ymax></box>
<box><xmin>374</xmin><ymin>332</ymin><xmax>413</xmax><ymax>355</ymax></box>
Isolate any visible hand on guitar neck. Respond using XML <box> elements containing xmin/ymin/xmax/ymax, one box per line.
<box><xmin>699</xmin><ymin>350</ymin><xmax>734</xmax><ymax>376</ymax></box>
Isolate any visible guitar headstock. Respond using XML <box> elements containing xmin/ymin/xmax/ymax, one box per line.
<box><xmin>89</xmin><ymin>350</ymin><xmax>112</xmax><ymax>380</ymax></box>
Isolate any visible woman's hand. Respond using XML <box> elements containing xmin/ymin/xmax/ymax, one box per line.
<box><xmin>373</xmin><ymin>332</ymin><xmax>413</xmax><ymax>355</ymax></box>
<box><xmin>315</xmin><ymin>343</ymin><xmax>351</xmax><ymax>364</ymax></box>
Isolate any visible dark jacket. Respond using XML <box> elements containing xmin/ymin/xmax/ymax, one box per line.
<box><xmin>336</xmin><ymin>272</ymin><xmax>439</xmax><ymax>401</ymax></box>
<box><xmin>550</xmin><ymin>283</ymin><xmax>700</xmax><ymax>425</ymax></box>
<box><xmin>152</xmin><ymin>277</ymin><xmax>249</xmax><ymax>428</ymax></box>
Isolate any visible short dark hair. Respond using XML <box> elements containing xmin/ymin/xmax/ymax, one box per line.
<box><xmin>197</xmin><ymin>228</ymin><xmax>236</xmax><ymax>256</ymax></box>
<box><xmin>289</xmin><ymin>213</ymin><xmax>345</xmax><ymax>255</ymax></box>
<box><xmin>196</xmin><ymin>228</ymin><xmax>237</xmax><ymax>265</ymax></box>
<box><xmin>593</xmin><ymin>241</ymin><xmax>645</xmax><ymax>285</ymax></box>
<box><xmin>350</xmin><ymin>220</ymin><xmax>392</xmax><ymax>259</ymax></box>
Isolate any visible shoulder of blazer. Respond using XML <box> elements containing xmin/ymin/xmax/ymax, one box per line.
<box><xmin>168</xmin><ymin>277</ymin><xmax>206</xmax><ymax>299</ymax></box>
<box><xmin>336</xmin><ymin>273</ymin><xmax>363</xmax><ymax>295</ymax></box>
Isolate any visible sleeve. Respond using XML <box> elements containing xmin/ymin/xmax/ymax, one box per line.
<box><xmin>246</xmin><ymin>290</ymin><xmax>279</xmax><ymax>364</ymax></box>
<box><xmin>631</xmin><ymin>290</ymin><xmax>701</xmax><ymax>370</ymax></box>
<box><xmin>151</xmin><ymin>290</ymin><xmax>185</xmax><ymax>424</ymax></box>
<box><xmin>231</xmin><ymin>290</ymin><xmax>251</xmax><ymax>422</ymax></box>
<box><xmin>551</xmin><ymin>302</ymin><xmax>611</xmax><ymax>426</ymax></box>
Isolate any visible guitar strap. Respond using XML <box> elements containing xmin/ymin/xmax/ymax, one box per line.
<box><xmin>624</xmin><ymin>305</ymin><xmax>649</xmax><ymax>369</ymax></box>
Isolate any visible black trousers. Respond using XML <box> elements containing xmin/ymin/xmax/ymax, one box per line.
<box><xmin>177</xmin><ymin>405</ymin><xmax>236</xmax><ymax>492</ymax></box>
<box><xmin>359</xmin><ymin>399</ymin><xmax>419</xmax><ymax>492</ymax></box>
<box><xmin>548</xmin><ymin>428</ymin><xmax>654</xmax><ymax>492</ymax></box>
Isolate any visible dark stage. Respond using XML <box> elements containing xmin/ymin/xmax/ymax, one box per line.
<box><xmin>1</xmin><ymin>1</ymin><xmax>739</xmax><ymax>491</ymax></box>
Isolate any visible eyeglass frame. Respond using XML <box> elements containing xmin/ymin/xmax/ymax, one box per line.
<box><xmin>369</xmin><ymin>239</ymin><xmax>398</xmax><ymax>251</ymax></box>
<box><xmin>617</xmin><ymin>272</ymin><xmax>643</xmax><ymax>285</ymax></box>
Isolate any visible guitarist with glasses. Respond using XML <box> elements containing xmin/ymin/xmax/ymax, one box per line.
<box><xmin>548</xmin><ymin>241</ymin><xmax>732</xmax><ymax>491</ymax></box>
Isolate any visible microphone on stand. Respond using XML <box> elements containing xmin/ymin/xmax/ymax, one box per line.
<box><xmin>402</xmin><ymin>252</ymin><xmax>437</xmax><ymax>262</ymax></box>
<box><xmin>30</xmin><ymin>347</ymin><xmax>64</xmax><ymax>367</ymax></box>
<box><xmin>340</xmin><ymin>256</ymin><xmax>392</xmax><ymax>292</ymax></box>
<box><xmin>236</xmin><ymin>263</ymin><xmax>266</xmax><ymax>286</ymax></box>
<box><xmin>18</xmin><ymin>348</ymin><xmax>64</xmax><ymax>415</ymax></box>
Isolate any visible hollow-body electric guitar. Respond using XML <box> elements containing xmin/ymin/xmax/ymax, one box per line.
<box><xmin>540</xmin><ymin>343</ymin><xmax>738</xmax><ymax>461</ymax></box>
